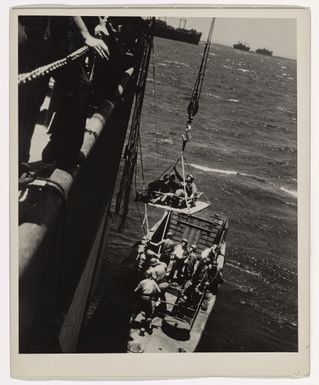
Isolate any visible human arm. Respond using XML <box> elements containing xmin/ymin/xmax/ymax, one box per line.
<box><xmin>149</xmin><ymin>239</ymin><xmax>164</xmax><ymax>247</ymax></box>
<box><xmin>94</xmin><ymin>17</ymin><xmax>110</xmax><ymax>37</ymax></box>
<box><xmin>134</xmin><ymin>281</ymin><xmax>142</xmax><ymax>293</ymax></box>
<box><xmin>201</xmin><ymin>248</ymin><xmax>210</xmax><ymax>259</ymax></box>
<box><xmin>173</xmin><ymin>244</ymin><xmax>181</xmax><ymax>259</ymax></box>
<box><xmin>191</xmin><ymin>183</ymin><xmax>198</xmax><ymax>197</ymax></box>
<box><xmin>73</xmin><ymin>16</ymin><xmax>109</xmax><ymax>59</ymax></box>
<box><xmin>216</xmin><ymin>254</ymin><xmax>225</xmax><ymax>272</ymax></box>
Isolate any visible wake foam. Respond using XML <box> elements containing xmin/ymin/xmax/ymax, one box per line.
<box><xmin>190</xmin><ymin>163</ymin><xmax>297</xmax><ymax>199</ymax></box>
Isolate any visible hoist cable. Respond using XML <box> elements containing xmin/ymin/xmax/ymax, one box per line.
<box><xmin>151</xmin><ymin>42</ymin><xmax>160</xmax><ymax>166</ymax></box>
<box><xmin>187</xmin><ymin>18</ymin><xmax>215</xmax><ymax>123</ymax></box>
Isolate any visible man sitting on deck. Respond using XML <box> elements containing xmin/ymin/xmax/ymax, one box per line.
<box><xmin>175</xmin><ymin>174</ymin><xmax>198</xmax><ymax>208</ymax></box>
<box><xmin>148</xmin><ymin>170</ymin><xmax>182</xmax><ymax>206</ymax></box>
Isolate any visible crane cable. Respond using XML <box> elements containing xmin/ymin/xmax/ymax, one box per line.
<box><xmin>178</xmin><ymin>18</ymin><xmax>215</xmax><ymax>213</ymax></box>
<box><xmin>151</xmin><ymin>43</ymin><xmax>160</xmax><ymax>167</ymax></box>
<box><xmin>137</xmin><ymin>130</ymin><xmax>150</xmax><ymax>234</ymax></box>
<box><xmin>186</xmin><ymin>18</ymin><xmax>215</xmax><ymax>127</ymax></box>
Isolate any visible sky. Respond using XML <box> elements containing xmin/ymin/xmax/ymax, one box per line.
<box><xmin>165</xmin><ymin>18</ymin><xmax>297</xmax><ymax>59</ymax></box>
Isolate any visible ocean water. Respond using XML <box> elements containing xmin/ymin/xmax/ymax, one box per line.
<box><xmin>85</xmin><ymin>38</ymin><xmax>297</xmax><ymax>352</ymax></box>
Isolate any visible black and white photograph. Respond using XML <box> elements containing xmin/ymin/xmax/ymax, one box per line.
<box><xmin>12</xmin><ymin>6</ymin><xmax>310</xmax><ymax>378</ymax></box>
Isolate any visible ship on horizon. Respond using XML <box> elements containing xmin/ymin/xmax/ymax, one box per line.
<box><xmin>255</xmin><ymin>47</ymin><xmax>273</xmax><ymax>56</ymax></box>
<box><xmin>154</xmin><ymin>18</ymin><xmax>202</xmax><ymax>45</ymax></box>
<box><xmin>233</xmin><ymin>41</ymin><xmax>250</xmax><ymax>52</ymax></box>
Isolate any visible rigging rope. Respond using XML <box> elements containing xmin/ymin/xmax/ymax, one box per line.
<box><xmin>18</xmin><ymin>45</ymin><xmax>90</xmax><ymax>85</ymax></box>
<box><xmin>115</xmin><ymin>20</ymin><xmax>154</xmax><ymax>232</ymax></box>
<box><xmin>151</xmin><ymin>43</ymin><xmax>160</xmax><ymax>167</ymax></box>
<box><xmin>174</xmin><ymin>17</ymin><xmax>215</xmax><ymax>195</ymax></box>
<box><xmin>181</xmin><ymin>154</ymin><xmax>191</xmax><ymax>213</ymax></box>
<box><xmin>137</xmin><ymin>130</ymin><xmax>145</xmax><ymax>189</ymax></box>
<box><xmin>187</xmin><ymin>18</ymin><xmax>215</xmax><ymax>125</ymax></box>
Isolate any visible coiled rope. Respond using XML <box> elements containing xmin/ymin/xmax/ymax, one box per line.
<box><xmin>18</xmin><ymin>45</ymin><xmax>89</xmax><ymax>85</ymax></box>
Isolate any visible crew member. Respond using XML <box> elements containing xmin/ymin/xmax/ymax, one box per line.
<box><xmin>149</xmin><ymin>231</ymin><xmax>176</xmax><ymax>265</ymax></box>
<box><xmin>147</xmin><ymin>257</ymin><xmax>168</xmax><ymax>287</ymax></box>
<box><xmin>134</xmin><ymin>270</ymin><xmax>161</xmax><ymax>331</ymax></box>
<box><xmin>147</xmin><ymin>257</ymin><xmax>169</xmax><ymax>313</ymax></box>
<box><xmin>175</xmin><ymin>174</ymin><xmax>198</xmax><ymax>207</ymax></box>
<box><xmin>168</xmin><ymin>238</ymin><xmax>189</xmax><ymax>282</ymax></box>
<box><xmin>184</xmin><ymin>244</ymin><xmax>201</xmax><ymax>280</ymax></box>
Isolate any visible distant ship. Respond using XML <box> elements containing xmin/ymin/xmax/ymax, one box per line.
<box><xmin>154</xmin><ymin>18</ymin><xmax>202</xmax><ymax>45</ymax></box>
<box><xmin>256</xmin><ymin>48</ymin><xmax>273</xmax><ymax>56</ymax></box>
<box><xmin>233</xmin><ymin>41</ymin><xmax>250</xmax><ymax>52</ymax></box>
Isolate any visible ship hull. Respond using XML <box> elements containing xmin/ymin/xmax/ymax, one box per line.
<box><xmin>233</xmin><ymin>44</ymin><xmax>250</xmax><ymax>52</ymax></box>
<box><xmin>154</xmin><ymin>27</ymin><xmax>202</xmax><ymax>45</ymax></box>
<box><xmin>256</xmin><ymin>49</ymin><xmax>273</xmax><ymax>56</ymax></box>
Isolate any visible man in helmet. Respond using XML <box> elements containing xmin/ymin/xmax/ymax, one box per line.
<box><xmin>183</xmin><ymin>244</ymin><xmax>202</xmax><ymax>280</ymax></box>
<box><xmin>149</xmin><ymin>231</ymin><xmax>176</xmax><ymax>265</ymax></box>
<box><xmin>175</xmin><ymin>173</ymin><xmax>198</xmax><ymax>208</ymax></box>
<box><xmin>134</xmin><ymin>269</ymin><xmax>161</xmax><ymax>331</ymax></box>
<box><xmin>168</xmin><ymin>238</ymin><xmax>189</xmax><ymax>282</ymax></box>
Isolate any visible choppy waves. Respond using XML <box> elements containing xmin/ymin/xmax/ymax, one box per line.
<box><xmin>190</xmin><ymin>163</ymin><xmax>297</xmax><ymax>200</ymax></box>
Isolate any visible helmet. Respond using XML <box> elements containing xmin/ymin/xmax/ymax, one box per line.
<box><xmin>186</xmin><ymin>174</ymin><xmax>194</xmax><ymax>182</ymax></box>
<box><xmin>149</xmin><ymin>257</ymin><xmax>159</xmax><ymax>267</ymax></box>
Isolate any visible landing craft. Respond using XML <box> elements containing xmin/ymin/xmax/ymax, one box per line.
<box><xmin>128</xmin><ymin>211</ymin><xmax>228</xmax><ymax>353</ymax></box>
